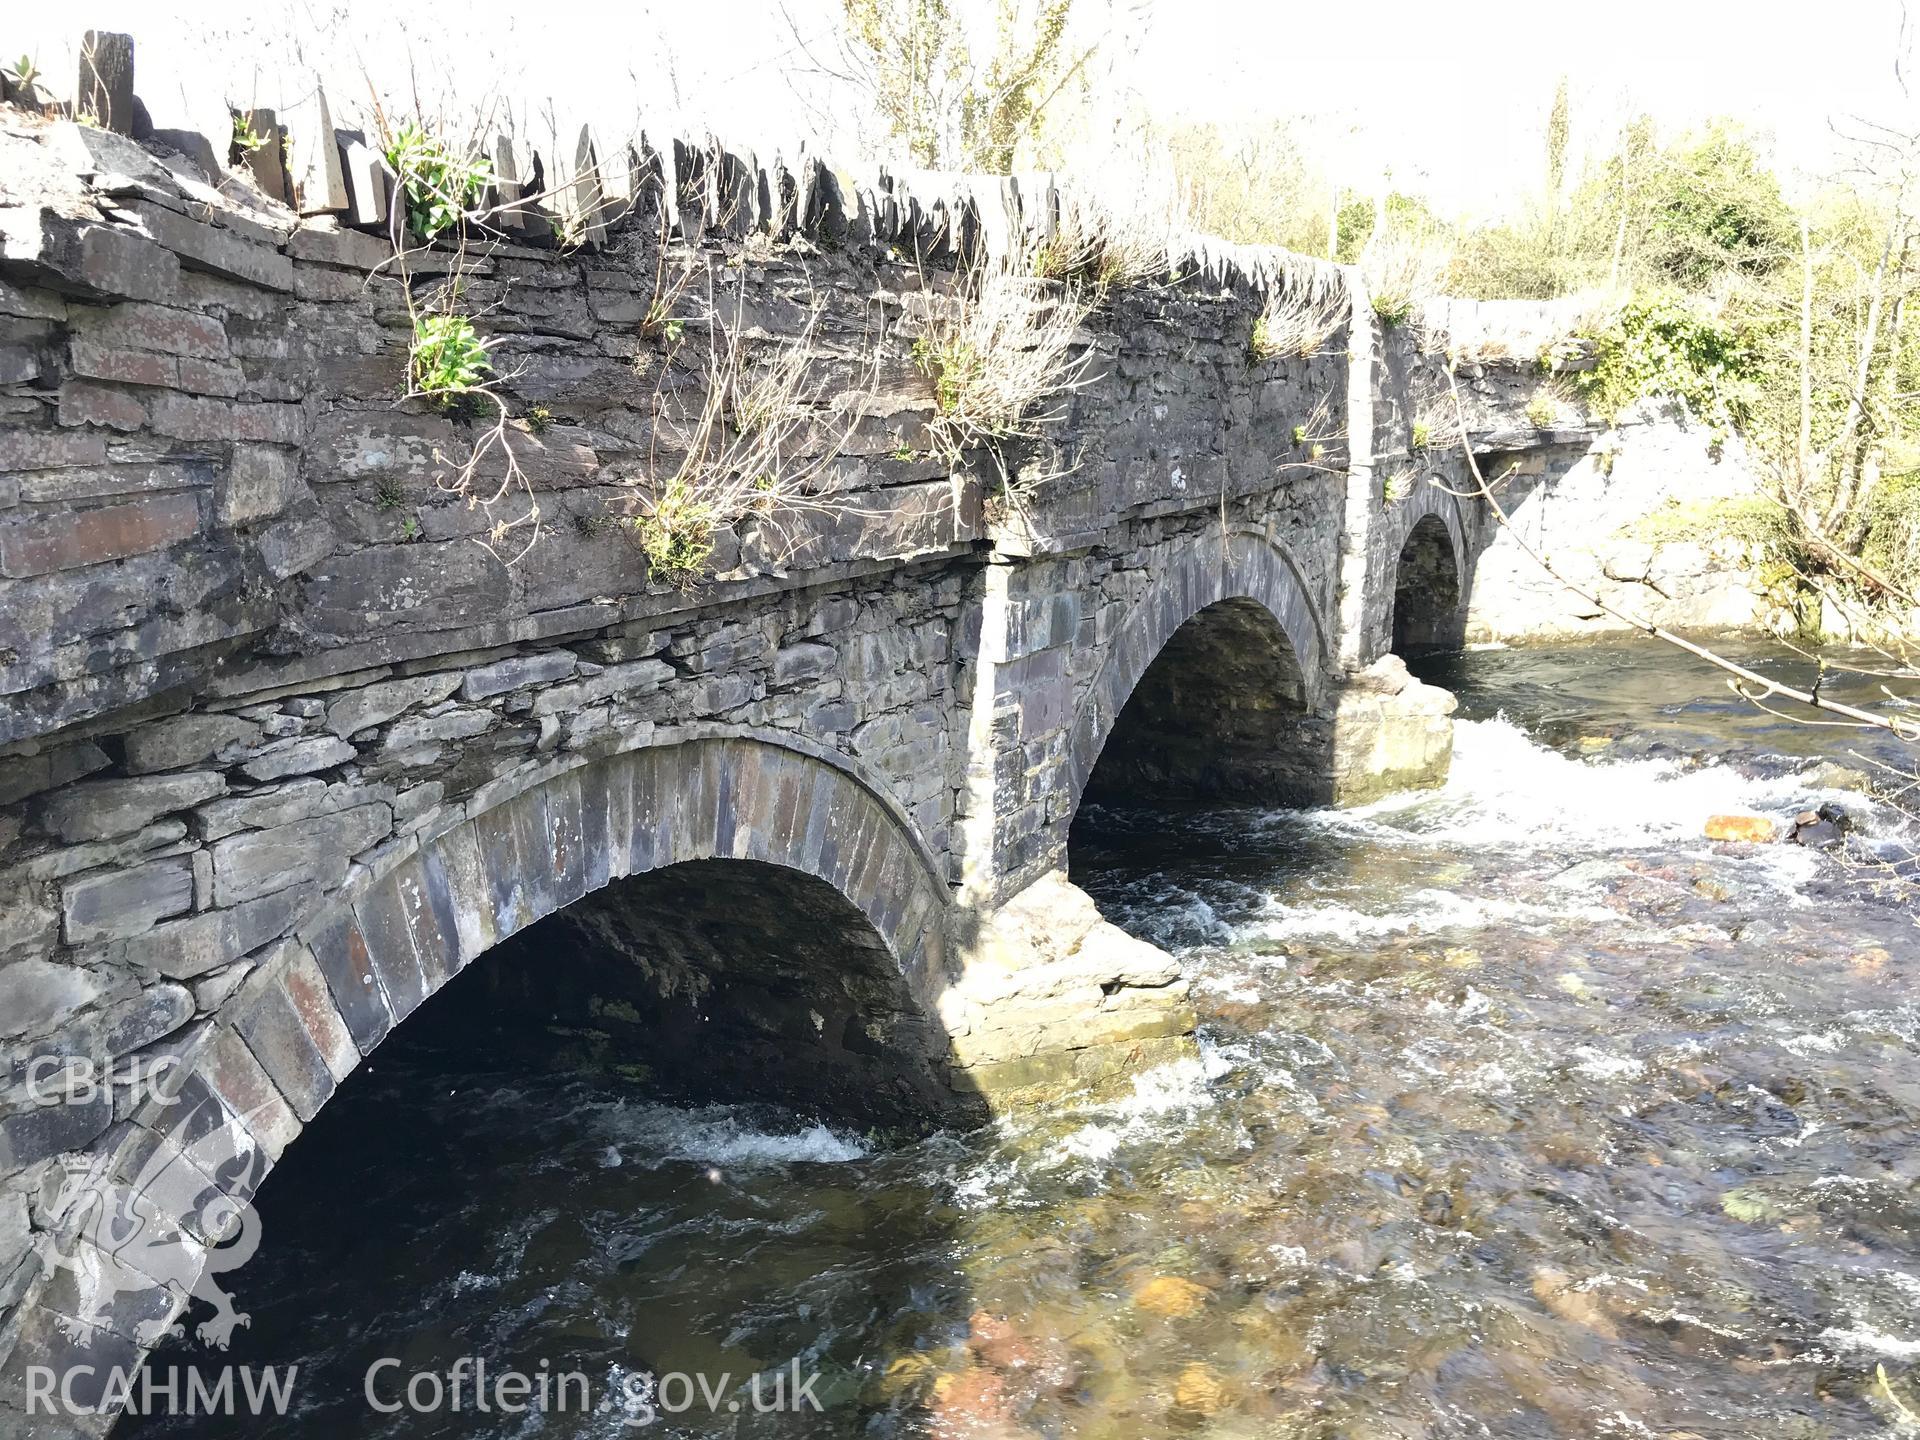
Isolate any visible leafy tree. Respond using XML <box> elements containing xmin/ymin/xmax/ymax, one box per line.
<box><xmin>840</xmin><ymin>0</ymin><xmax>969</xmax><ymax>167</ymax></box>
<box><xmin>1642</xmin><ymin>122</ymin><xmax>1796</xmax><ymax>289</ymax></box>
<box><xmin>1545</xmin><ymin>77</ymin><xmax>1570</xmax><ymax>216</ymax></box>
<box><xmin>1159</xmin><ymin>118</ymin><xmax>1328</xmax><ymax>255</ymax></box>
<box><xmin>1334</xmin><ymin>191</ymin><xmax>1440</xmax><ymax>263</ymax></box>
<box><xmin>1568</xmin><ymin>119</ymin><xmax>1794</xmax><ymax>291</ymax></box>
<box><xmin>839</xmin><ymin>0</ymin><xmax>1086</xmax><ymax>171</ymax></box>
<box><xmin>960</xmin><ymin>0</ymin><xmax>1074</xmax><ymax>172</ymax></box>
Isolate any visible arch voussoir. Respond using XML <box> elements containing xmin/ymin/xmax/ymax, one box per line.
<box><xmin>10</xmin><ymin>732</ymin><xmax>958</xmax><ymax>1429</ymax></box>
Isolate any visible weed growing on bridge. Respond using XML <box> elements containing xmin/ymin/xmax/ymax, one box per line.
<box><xmin>1525</xmin><ymin>386</ymin><xmax>1561</xmax><ymax>429</ymax></box>
<box><xmin>627</xmin><ymin>476</ymin><xmax>722</xmax><ymax>581</ymax></box>
<box><xmin>1026</xmin><ymin>200</ymin><xmax>1169</xmax><ymax>296</ymax></box>
<box><xmin>617</xmin><ymin>272</ymin><xmax>875</xmax><ymax>588</ymax></box>
<box><xmin>384</xmin><ymin>121</ymin><xmax>495</xmax><ymax>244</ymax></box>
<box><xmin>1364</xmin><ymin>228</ymin><xmax>1451</xmax><ymax>329</ymax></box>
<box><xmin>409</xmin><ymin>313</ymin><xmax>494</xmax><ymax>405</ymax></box>
<box><xmin>1283</xmin><ymin>395</ymin><xmax>1345</xmax><ymax>473</ymax></box>
<box><xmin>1250</xmin><ymin>278</ymin><xmax>1348</xmax><ymax>362</ymax></box>
<box><xmin>229</xmin><ymin>111</ymin><xmax>268</xmax><ymax>159</ymax></box>
<box><xmin>4</xmin><ymin>55</ymin><xmax>42</xmax><ymax>107</ymax></box>
<box><xmin>913</xmin><ymin>259</ymin><xmax>1094</xmax><ymax>497</ymax></box>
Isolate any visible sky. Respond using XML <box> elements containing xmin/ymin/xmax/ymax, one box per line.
<box><xmin>15</xmin><ymin>0</ymin><xmax>1918</xmax><ymax>216</ymax></box>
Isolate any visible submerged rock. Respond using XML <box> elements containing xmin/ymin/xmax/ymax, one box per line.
<box><xmin>1173</xmin><ymin>1362</ymin><xmax>1230</xmax><ymax>1415</ymax></box>
<box><xmin>1131</xmin><ymin>1274</ymin><xmax>1211</xmax><ymax>1318</ymax></box>
<box><xmin>1704</xmin><ymin>813</ymin><xmax>1777</xmax><ymax>843</ymax></box>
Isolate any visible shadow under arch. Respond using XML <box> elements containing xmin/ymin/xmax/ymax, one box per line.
<box><xmin>1067</xmin><ymin>528</ymin><xmax>1332</xmax><ymax>816</ymax></box>
<box><xmin>1387</xmin><ymin>485</ymin><xmax>1470</xmax><ymax>657</ymax></box>
<box><xmin>12</xmin><ymin>733</ymin><xmax>979</xmax><ymax>1429</ymax></box>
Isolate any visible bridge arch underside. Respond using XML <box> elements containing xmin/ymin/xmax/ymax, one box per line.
<box><xmin>1073</xmin><ymin>533</ymin><xmax>1331</xmax><ymax>815</ymax></box>
<box><xmin>3</xmin><ymin>737</ymin><xmax>972</xmax><ymax>1419</ymax></box>
<box><xmin>474</xmin><ymin>854</ymin><xmax>952</xmax><ymax>1121</ymax></box>
<box><xmin>1391</xmin><ymin>508</ymin><xmax>1468</xmax><ymax>658</ymax></box>
<box><xmin>1081</xmin><ymin>597</ymin><xmax>1319</xmax><ymax>810</ymax></box>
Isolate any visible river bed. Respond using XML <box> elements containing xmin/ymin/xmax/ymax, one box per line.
<box><xmin>131</xmin><ymin>638</ymin><xmax>1920</xmax><ymax>1438</ymax></box>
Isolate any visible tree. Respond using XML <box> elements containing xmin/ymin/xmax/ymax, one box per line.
<box><xmin>838</xmin><ymin>0</ymin><xmax>969</xmax><ymax>167</ymax></box>
<box><xmin>1334</xmin><ymin>190</ymin><xmax>1440</xmax><ymax>264</ymax></box>
<box><xmin>1158</xmin><ymin>118</ymin><xmax>1328</xmax><ymax>255</ymax></box>
<box><xmin>1545</xmin><ymin>76</ymin><xmax>1570</xmax><ymax>229</ymax></box>
<box><xmin>834</xmin><ymin>0</ymin><xmax>1093</xmax><ymax>171</ymax></box>
<box><xmin>1645</xmin><ymin>122</ymin><xmax>1797</xmax><ymax>289</ymax></box>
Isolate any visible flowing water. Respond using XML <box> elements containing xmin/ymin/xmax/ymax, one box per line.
<box><xmin>130</xmin><ymin>638</ymin><xmax>1920</xmax><ymax>1438</ymax></box>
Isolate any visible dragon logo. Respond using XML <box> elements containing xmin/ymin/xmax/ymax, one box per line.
<box><xmin>44</xmin><ymin>1089</ymin><xmax>269</xmax><ymax>1351</ymax></box>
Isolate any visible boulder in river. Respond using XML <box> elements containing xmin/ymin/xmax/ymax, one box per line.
<box><xmin>1788</xmin><ymin>803</ymin><xmax>1853</xmax><ymax>849</ymax></box>
<box><xmin>1704</xmin><ymin>814</ymin><xmax>1776</xmax><ymax>843</ymax></box>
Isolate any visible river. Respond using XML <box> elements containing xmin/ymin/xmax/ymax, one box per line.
<box><xmin>129</xmin><ymin>638</ymin><xmax>1920</xmax><ymax>1438</ymax></box>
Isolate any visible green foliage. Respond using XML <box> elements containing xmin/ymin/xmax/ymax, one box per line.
<box><xmin>1525</xmin><ymin>390</ymin><xmax>1558</xmax><ymax>428</ymax></box>
<box><xmin>373</xmin><ymin>477</ymin><xmax>406</xmax><ymax>511</ymax></box>
<box><xmin>628</xmin><ymin>479</ymin><xmax>718</xmax><ymax>587</ymax></box>
<box><xmin>1372</xmin><ymin>291</ymin><xmax>1415</xmax><ymax>328</ymax></box>
<box><xmin>1575</xmin><ymin>294</ymin><xmax>1758</xmax><ymax>439</ymax></box>
<box><xmin>410</xmin><ymin>313</ymin><xmax>493</xmax><ymax>404</ymax></box>
<box><xmin>398</xmin><ymin>513</ymin><xmax>423</xmax><ymax>542</ymax></box>
<box><xmin>843</xmin><ymin>0</ymin><xmax>1082</xmax><ymax>170</ymax></box>
<box><xmin>5</xmin><ymin>55</ymin><xmax>40</xmax><ymax>99</ymax></box>
<box><xmin>1630</xmin><ymin>496</ymin><xmax>1793</xmax><ymax>552</ymax></box>
<box><xmin>1159</xmin><ymin>119</ymin><xmax>1330</xmax><ymax>255</ymax></box>
<box><xmin>1411</xmin><ymin>420</ymin><xmax>1433</xmax><ymax>451</ymax></box>
<box><xmin>643</xmin><ymin>301</ymin><xmax>686</xmax><ymax>345</ymax></box>
<box><xmin>527</xmin><ymin>406</ymin><xmax>552</xmax><ymax>434</ymax></box>
<box><xmin>1447</xmin><ymin>118</ymin><xmax>1796</xmax><ymax>302</ymax></box>
<box><xmin>1249</xmin><ymin>315</ymin><xmax>1277</xmax><ymax>362</ymax></box>
<box><xmin>913</xmin><ymin>332</ymin><xmax>984</xmax><ymax>419</ymax></box>
<box><xmin>958</xmin><ymin>0</ymin><xmax>1074</xmax><ymax>172</ymax></box>
<box><xmin>1639</xmin><ymin>123</ymin><xmax>1795</xmax><ymax>290</ymax></box>
<box><xmin>383</xmin><ymin>122</ymin><xmax>493</xmax><ymax>244</ymax></box>
<box><xmin>230</xmin><ymin>112</ymin><xmax>267</xmax><ymax>157</ymax></box>
<box><xmin>1862</xmin><ymin>468</ymin><xmax>1920</xmax><ymax>599</ymax></box>
<box><xmin>1335</xmin><ymin>192</ymin><xmax>1438</xmax><ymax>264</ymax></box>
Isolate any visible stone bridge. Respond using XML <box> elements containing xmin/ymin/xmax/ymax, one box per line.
<box><xmin>0</xmin><ymin>93</ymin><xmax>1588</xmax><ymax>1430</ymax></box>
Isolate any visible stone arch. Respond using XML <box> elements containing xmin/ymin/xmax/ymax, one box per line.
<box><xmin>1067</xmin><ymin>528</ymin><xmax>1330</xmax><ymax>813</ymax></box>
<box><xmin>6</xmin><ymin>734</ymin><xmax>957</xmax><ymax>1415</ymax></box>
<box><xmin>1388</xmin><ymin>485</ymin><xmax>1469</xmax><ymax>656</ymax></box>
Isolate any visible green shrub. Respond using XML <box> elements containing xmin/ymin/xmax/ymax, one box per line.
<box><xmin>1630</xmin><ymin>496</ymin><xmax>1792</xmax><ymax>550</ymax></box>
<box><xmin>1372</xmin><ymin>292</ymin><xmax>1414</xmax><ymax>328</ymax></box>
<box><xmin>1575</xmin><ymin>293</ymin><xmax>1758</xmax><ymax>440</ymax></box>
<box><xmin>384</xmin><ymin>123</ymin><xmax>493</xmax><ymax>243</ymax></box>
<box><xmin>410</xmin><ymin>314</ymin><xmax>492</xmax><ymax>404</ymax></box>
<box><xmin>913</xmin><ymin>333</ymin><xmax>984</xmax><ymax>420</ymax></box>
<box><xmin>628</xmin><ymin>478</ymin><xmax>719</xmax><ymax>587</ymax></box>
